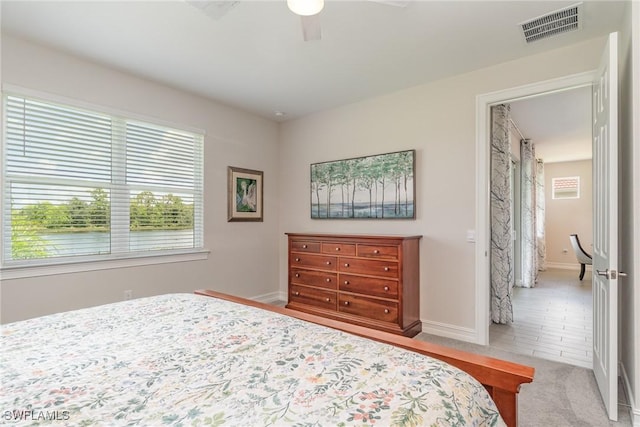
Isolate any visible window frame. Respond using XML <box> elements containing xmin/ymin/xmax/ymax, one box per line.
<box><xmin>551</xmin><ymin>176</ymin><xmax>581</xmax><ymax>200</ymax></box>
<box><xmin>1</xmin><ymin>85</ymin><xmax>208</xmax><ymax>279</ymax></box>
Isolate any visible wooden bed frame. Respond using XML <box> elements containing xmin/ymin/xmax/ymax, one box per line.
<box><xmin>195</xmin><ymin>289</ymin><xmax>534</xmax><ymax>427</ymax></box>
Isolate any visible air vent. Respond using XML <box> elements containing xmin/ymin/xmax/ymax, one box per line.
<box><xmin>520</xmin><ymin>3</ymin><xmax>582</xmax><ymax>43</ymax></box>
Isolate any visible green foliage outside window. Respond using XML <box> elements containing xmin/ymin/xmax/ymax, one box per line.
<box><xmin>13</xmin><ymin>189</ymin><xmax>193</xmax><ymax>234</ymax></box>
<box><xmin>129</xmin><ymin>191</ymin><xmax>194</xmax><ymax>230</ymax></box>
<box><xmin>10</xmin><ymin>212</ymin><xmax>49</xmax><ymax>260</ymax></box>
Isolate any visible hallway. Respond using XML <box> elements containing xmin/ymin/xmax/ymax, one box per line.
<box><xmin>490</xmin><ymin>268</ymin><xmax>592</xmax><ymax>368</ymax></box>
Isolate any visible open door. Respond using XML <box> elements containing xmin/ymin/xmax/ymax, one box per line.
<box><xmin>592</xmin><ymin>31</ymin><xmax>618</xmax><ymax>421</ymax></box>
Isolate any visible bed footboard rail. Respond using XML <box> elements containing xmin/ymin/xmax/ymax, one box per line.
<box><xmin>195</xmin><ymin>289</ymin><xmax>534</xmax><ymax>427</ymax></box>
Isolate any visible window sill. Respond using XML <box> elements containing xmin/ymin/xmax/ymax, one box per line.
<box><xmin>0</xmin><ymin>250</ymin><xmax>210</xmax><ymax>280</ymax></box>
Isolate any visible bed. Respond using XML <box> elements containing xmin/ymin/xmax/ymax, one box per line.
<box><xmin>1</xmin><ymin>291</ymin><xmax>533</xmax><ymax>426</ymax></box>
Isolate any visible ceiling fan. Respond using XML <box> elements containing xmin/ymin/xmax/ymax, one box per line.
<box><xmin>186</xmin><ymin>0</ymin><xmax>410</xmax><ymax>42</ymax></box>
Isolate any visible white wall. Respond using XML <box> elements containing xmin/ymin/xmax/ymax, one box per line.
<box><xmin>0</xmin><ymin>36</ymin><xmax>281</xmax><ymax>323</ymax></box>
<box><xmin>279</xmin><ymin>37</ymin><xmax>607</xmax><ymax>335</ymax></box>
<box><xmin>544</xmin><ymin>160</ymin><xmax>593</xmax><ymax>267</ymax></box>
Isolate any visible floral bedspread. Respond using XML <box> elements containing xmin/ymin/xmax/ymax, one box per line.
<box><xmin>1</xmin><ymin>294</ymin><xmax>505</xmax><ymax>426</ymax></box>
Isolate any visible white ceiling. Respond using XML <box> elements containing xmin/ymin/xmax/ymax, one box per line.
<box><xmin>0</xmin><ymin>0</ymin><xmax>625</xmax><ymax>161</ymax></box>
<box><xmin>0</xmin><ymin>0</ymin><xmax>626</xmax><ymax>122</ymax></box>
<box><xmin>510</xmin><ymin>86</ymin><xmax>593</xmax><ymax>163</ymax></box>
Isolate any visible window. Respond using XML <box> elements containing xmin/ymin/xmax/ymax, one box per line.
<box><xmin>2</xmin><ymin>92</ymin><xmax>204</xmax><ymax>269</ymax></box>
<box><xmin>552</xmin><ymin>176</ymin><xmax>580</xmax><ymax>199</ymax></box>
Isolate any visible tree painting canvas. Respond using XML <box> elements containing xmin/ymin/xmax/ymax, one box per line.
<box><xmin>310</xmin><ymin>150</ymin><xmax>415</xmax><ymax>219</ymax></box>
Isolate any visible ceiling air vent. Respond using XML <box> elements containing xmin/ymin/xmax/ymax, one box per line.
<box><xmin>520</xmin><ymin>2</ymin><xmax>582</xmax><ymax>44</ymax></box>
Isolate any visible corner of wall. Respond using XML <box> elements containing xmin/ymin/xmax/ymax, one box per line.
<box><xmin>421</xmin><ymin>319</ymin><xmax>479</xmax><ymax>344</ymax></box>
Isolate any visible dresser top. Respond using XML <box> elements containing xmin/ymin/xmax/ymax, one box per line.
<box><xmin>286</xmin><ymin>232</ymin><xmax>422</xmax><ymax>240</ymax></box>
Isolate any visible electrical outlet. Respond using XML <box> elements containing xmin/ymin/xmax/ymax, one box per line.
<box><xmin>123</xmin><ymin>290</ymin><xmax>133</xmax><ymax>300</ymax></box>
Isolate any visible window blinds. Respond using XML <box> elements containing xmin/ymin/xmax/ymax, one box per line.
<box><xmin>551</xmin><ymin>176</ymin><xmax>580</xmax><ymax>199</ymax></box>
<box><xmin>2</xmin><ymin>93</ymin><xmax>204</xmax><ymax>265</ymax></box>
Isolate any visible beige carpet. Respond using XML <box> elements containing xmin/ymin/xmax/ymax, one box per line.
<box><xmin>416</xmin><ymin>333</ymin><xmax>632</xmax><ymax>427</ymax></box>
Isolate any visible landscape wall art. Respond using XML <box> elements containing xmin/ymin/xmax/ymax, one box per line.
<box><xmin>310</xmin><ymin>149</ymin><xmax>415</xmax><ymax>219</ymax></box>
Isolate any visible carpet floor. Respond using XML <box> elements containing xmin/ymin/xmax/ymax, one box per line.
<box><xmin>416</xmin><ymin>333</ymin><xmax>632</xmax><ymax>427</ymax></box>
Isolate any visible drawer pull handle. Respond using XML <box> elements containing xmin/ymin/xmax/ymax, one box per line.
<box><xmin>335</xmin><ymin>247</ymin><xmax>341</xmax><ymax>251</ymax></box>
<box><xmin>295</xmin><ymin>258</ymin><xmax>300</xmax><ymax>262</ymax></box>
<box><xmin>344</xmin><ymin>280</ymin><xmax>350</xmax><ymax>285</ymax></box>
<box><xmin>384</xmin><ymin>309</ymin><xmax>390</xmax><ymax>314</ymax></box>
<box><xmin>384</xmin><ymin>286</ymin><xmax>389</xmax><ymax>291</ymax></box>
<box><xmin>302</xmin><ymin>244</ymin><xmax>307</xmax><ymax>249</ymax></box>
<box><xmin>374</xmin><ymin>249</ymin><xmax>380</xmax><ymax>254</ymax></box>
<box><xmin>326</xmin><ymin>278</ymin><xmax>331</xmax><ymax>282</ymax></box>
<box><xmin>344</xmin><ymin>301</ymin><xmax>350</xmax><ymax>306</ymax></box>
<box><xmin>295</xmin><ymin>273</ymin><xmax>300</xmax><ymax>278</ymax></box>
<box><xmin>294</xmin><ymin>291</ymin><xmax>300</xmax><ymax>296</ymax></box>
<box><xmin>326</xmin><ymin>261</ymin><xmax>331</xmax><ymax>265</ymax></box>
<box><xmin>325</xmin><ymin>298</ymin><xmax>331</xmax><ymax>302</ymax></box>
<box><xmin>384</xmin><ymin>267</ymin><xmax>390</xmax><ymax>272</ymax></box>
<box><xmin>344</xmin><ymin>263</ymin><xmax>350</xmax><ymax>267</ymax></box>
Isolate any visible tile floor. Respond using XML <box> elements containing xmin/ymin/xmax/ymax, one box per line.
<box><xmin>490</xmin><ymin>268</ymin><xmax>593</xmax><ymax>368</ymax></box>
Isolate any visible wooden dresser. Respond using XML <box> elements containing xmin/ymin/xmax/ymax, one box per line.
<box><xmin>286</xmin><ymin>233</ymin><xmax>422</xmax><ymax>337</ymax></box>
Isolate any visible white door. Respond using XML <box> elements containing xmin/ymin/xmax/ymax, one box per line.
<box><xmin>592</xmin><ymin>32</ymin><xmax>619</xmax><ymax>421</ymax></box>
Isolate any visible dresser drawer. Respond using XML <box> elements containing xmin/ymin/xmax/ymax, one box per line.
<box><xmin>321</xmin><ymin>242</ymin><xmax>356</xmax><ymax>256</ymax></box>
<box><xmin>290</xmin><ymin>285</ymin><xmax>337</xmax><ymax>310</ymax></box>
<box><xmin>339</xmin><ymin>294</ymin><xmax>398</xmax><ymax>323</ymax></box>
<box><xmin>339</xmin><ymin>257</ymin><xmax>398</xmax><ymax>278</ymax></box>
<box><xmin>291</xmin><ymin>241</ymin><xmax>321</xmax><ymax>253</ymax></box>
<box><xmin>357</xmin><ymin>244</ymin><xmax>398</xmax><ymax>259</ymax></box>
<box><xmin>339</xmin><ymin>274</ymin><xmax>398</xmax><ymax>299</ymax></box>
<box><xmin>291</xmin><ymin>269</ymin><xmax>337</xmax><ymax>290</ymax></box>
<box><xmin>291</xmin><ymin>254</ymin><xmax>337</xmax><ymax>271</ymax></box>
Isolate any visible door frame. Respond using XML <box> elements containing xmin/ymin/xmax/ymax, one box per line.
<box><xmin>474</xmin><ymin>71</ymin><xmax>595</xmax><ymax>345</ymax></box>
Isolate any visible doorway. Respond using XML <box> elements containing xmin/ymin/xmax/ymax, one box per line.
<box><xmin>474</xmin><ymin>71</ymin><xmax>595</xmax><ymax>346</ymax></box>
<box><xmin>487</xmin><ymin>86</ymin><xmax>594</xmax><ymax>368</ymax></box>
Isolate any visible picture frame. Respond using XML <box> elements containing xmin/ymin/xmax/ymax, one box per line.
<box><xmin>227</xmin><ymin>166</ymin><xmax>263</xmax><ymax>222</ymax></box>
<box><xmin>310</xmin><ymin>149</ymin><xmax>415</xmax><ymax>219</ymax></box>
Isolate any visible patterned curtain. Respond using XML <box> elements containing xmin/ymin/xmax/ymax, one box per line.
<box><xmin>490</xmin><ymin>104</ymin><xmax>513</xmax><ymax>323</ymax></box>
<box><xmin>520</xmin><ymin>139</ymin><xmax>537</xmax><ymax>288</ymax></box>
<box><xmin>536</xmin><ymin>159</ymin><xmax>547</xmax><ymax>271</ymax></box>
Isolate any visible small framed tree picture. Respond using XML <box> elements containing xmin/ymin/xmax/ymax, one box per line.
<box><xmin>227</xmin><ymin>166</ymin><xmax>263</xmax><ymax>222</ymax></box>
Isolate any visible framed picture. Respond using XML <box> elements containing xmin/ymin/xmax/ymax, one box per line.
<box><xmin>227</xmin><ymin>166</ymin><xmax>263</xmax><ymax>222</ymax></box>
<box><xmin>310</xmin><ymin>149</ymin><xmax>415</xmax><ymax>219</ymax></box>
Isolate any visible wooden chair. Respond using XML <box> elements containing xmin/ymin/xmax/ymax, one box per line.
<box><xmin>569</xmin><ymin>234</ymin><xmax>592</xmax><ymax>280</ymax></box>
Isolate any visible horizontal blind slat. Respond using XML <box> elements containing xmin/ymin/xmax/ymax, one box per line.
<box><xmin>126</xmin><ymin>123</ymin><xmax>196</xmax><ymax>187</ymax></box>
<box><xmin>126</xmin><ymin>138</ymin><xmax>195</xmax><ymax>157</ymax></box>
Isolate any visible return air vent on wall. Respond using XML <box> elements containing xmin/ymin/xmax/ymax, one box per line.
<box><xmin>520</xmin><ymin>2</ymin><xmax>582</xmax><ymax>43</ymax></box>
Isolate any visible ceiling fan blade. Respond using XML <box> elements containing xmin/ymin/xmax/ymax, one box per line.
<box><xmin>300</xmin><ymin>14</ymin><xmax>322</xmax><ymax>41</ymax></box>
<box><xmin>367</xmin><ymin>0</ymin><xmax>410</xmax><ymax>7</ymax></box>
<box><xmin>185</xmin><ymin>1</ymin><xmax>239</xmax><ymax>20</ymax></box>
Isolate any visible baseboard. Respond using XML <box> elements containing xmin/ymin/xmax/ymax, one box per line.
<box><xmin>545</xmin><ymin>262</ymin><xmax>592</xmax><ymax>272</ymax></box>
<box><xmin>251</xmin><ymin>291</ymin><xmax>287</xmax><ymax>304</ymax></box>
<box><xmin>421</xmin><ymin>319</ymin><xmax>478</xmax><ymax>343</ymax></box>
<box><xmin>620</xmin><ymin>362</ymin><xmax>640</xmax><ymax>426</ymax></box>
